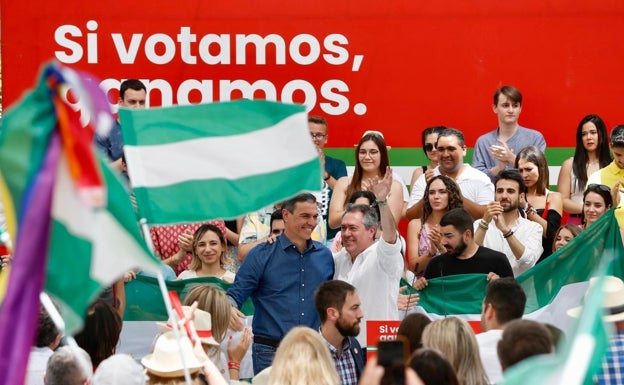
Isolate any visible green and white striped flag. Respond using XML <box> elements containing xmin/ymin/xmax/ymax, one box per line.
<box><xmin>120</xmin><ymin>100</ymin><xmax>322</xmax><ymax>225</ymax></box>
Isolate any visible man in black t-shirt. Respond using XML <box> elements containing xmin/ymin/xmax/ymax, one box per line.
<box><xmin>416</xmin><ymin>208</ymin><xmax>513</xmax><ymax>286</ymax></box>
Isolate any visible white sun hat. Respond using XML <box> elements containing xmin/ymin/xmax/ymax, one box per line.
<box><xmin>141</xmin><ymin>331</ymin><xmax>206</xmax><ymax>377</ymax></box>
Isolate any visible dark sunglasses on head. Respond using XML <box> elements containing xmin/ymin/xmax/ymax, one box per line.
<box><xmin>587</xmin><ymin>184</ymin><xmax>611</xmax><ymax>193</ymax></box>
<box><xmin>424</xmin><ymin>144</ymin><xmax>435</xmax><ymax>152</ymax></box>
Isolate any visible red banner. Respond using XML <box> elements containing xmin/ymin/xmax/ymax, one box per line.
<box><xmin>3</xmin><ymin>1</ymin><xmax>624</xmax><ymax>147</ymax></box>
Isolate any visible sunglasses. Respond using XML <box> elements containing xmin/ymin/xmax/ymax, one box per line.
<box><xmin>587</xmin><ymin>184</ymin><xmax>611</xmax><ymax>193</ymax></box>
<box><xmin>424</xmin><ymin>143</ymin><xmax>436</xmax><ymax>152</ymax></box>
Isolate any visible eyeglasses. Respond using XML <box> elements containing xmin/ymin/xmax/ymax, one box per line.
<box><xmin>424</xmin><ymin>143</ymin><xmax>436</xmax><ymax>152</ymax></box>
<box><xmin>586</xmin><ymin>184</ymin><xmax>611</xmax><ymax>193</ymax></box>
<box><xmin>310</xmin><ymin>133</ymin><xmax>326</xmax><ymax>140</ymax></box>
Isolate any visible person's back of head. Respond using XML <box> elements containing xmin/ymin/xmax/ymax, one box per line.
<box><xmin>91</xmin><ymin>354</ymin><xmax>146</xmax><ymax>385</ymax></box>
<box><xmin>408</xmin><ymin>348</ymin><xmax>459</xmax><ymax>385</ymax></box>
<box><xmin>268</xmin><ymin>327</ymin><xmax>340</xmax><ymax>385</ymax></box>
<box><xmin>610</xmin><ymin>125</ymin><xmax>624</xmax><ymax>148</ymax></box>
<box><xmin>422</xmin><ymin>317</ymin><xmax>488</xmax><ymax>385</ymax></box>
<box><xmin>397</xmin><ymin>313</ymin><xmax>431</xmax><ymax>354</ymax></box>
<box><xmin>35</xmin><ymin>305</ymin><xmax>61</xmax><ymax>349</ymax></box>
<box><xmin>482</xmin><ymin>277</ymin><xmax>526</xmax><ymax>330</ymax></box>
<box><xmin>74</xmin><ymin>300</ymin><xmax>122</xmax><ymax>369</ymax></box>
<box><xmin>183</xmin><ymin>284</ymin><xmax>231</xmax><ymax>343</ymax></box>
<box><xmin>497</xmin><ymin>319</ymin><xmax>552</xmax><ymax>371</ymax></box>
<box><xmin>44</xmin><ymin>346</ymin><xmax>92</xmax><ymax>385</ymax></box>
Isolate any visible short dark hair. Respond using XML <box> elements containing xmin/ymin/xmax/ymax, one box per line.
<box><xmin>610</xmin><ymin>125</ymin><xmax>624</xmax><ymax>148</ymax></box>
<box><xmin>270</xmin><ymin>209</ymin><xmax>284</xmax><ymax>231</ymax></box>
<box><xmin>398</xmin><ymin>313</ymin><xmax>432</xmax><ymax>354</ymax></box>
<box><xmin>483</xmin><ymin>277</ymin><xmax>526</xmax><ymax>325</ymax></box>
<box><xmin>438</xmin><ymin>128</ymin><xmax>465</xmax><ymax>147</ymax></box>
<box><xmin>314</xmin><ymin>280</ymin><xmax>357</xmax><ymax>323</ymax></box>
<box><xmin>495</xmin><ymin>169</ymin><xmax>527</xmax><ymax>194</ymax></box>
<box><xmin>308</xmin><ymin>115</ymin><xmax>327</xmax><ymax>127</ymax></box>
<box><xmin>494</xmin><ymin>85</ymin><xmax>522</xmax><ymax>106</ymax></box>
<box><xmin>35</xmin><ymin>305</ymin><xmax>59</xmax><ymax>347</ymax></box>
<box><xmin>408</xmin><ymin>348</ymin><xmax>460</xmax><ymax>385</ymax></box>
<box><xmin>120</xmin><ymin>79</ymin><xmax>146</xmax><ymax>100</ymax></box>
<box><xmin>497</xmin><ymin>319</ymin><xmax>552</xmax><ymax>371</ymax></box>
<box><xmin>282</xmin><ymin>193</ymin><xmax>317</xmax><ymax>213</ymax></box>
<box><xmin>440</xmin><ymin>208</ymin><xmax>474</xmax><ymax>236</ymax></box>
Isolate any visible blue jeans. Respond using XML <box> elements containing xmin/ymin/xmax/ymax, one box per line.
<box><xmin>252</xmin><ymin>342</ymin><xmax>277</xmax><ymax>375</ymax></box>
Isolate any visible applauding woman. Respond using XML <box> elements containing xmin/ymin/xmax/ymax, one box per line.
<box><xmin>329</xmin><ymin>131</ymin><xmax>405</xmax><ymax>229</ymax></box>
<box><xmin>406</xmin><ymin>175</ymin><xmax>463</xmax><ymax>274</ymax></box>
<box><xmin>515</xmin><ymin>146</ymin><xmax>562</xmax><ymax>262</ymax></box>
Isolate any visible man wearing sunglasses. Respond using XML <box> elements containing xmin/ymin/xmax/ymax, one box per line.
<box><xmin>588</xmin><ymin>125</ymin><xmax>624</xmax><ymax>227</ymax></box>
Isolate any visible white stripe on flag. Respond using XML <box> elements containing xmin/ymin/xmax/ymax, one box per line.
<box><xmin>125</xmin><ymin>111</ymin><xmax>316</xmax><ymax>188</ymax></box>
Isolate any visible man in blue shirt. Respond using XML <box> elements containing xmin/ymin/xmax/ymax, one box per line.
<box><xmin>227</xmin><ymin>193</ymin><xmax>335</xmax><ymax>374</ymax></box>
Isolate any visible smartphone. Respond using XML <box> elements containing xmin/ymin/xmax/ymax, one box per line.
<box><xmin>378</xmin><ymin>337</ymin><xmax>409</xmax><ymax>385</ymax></box>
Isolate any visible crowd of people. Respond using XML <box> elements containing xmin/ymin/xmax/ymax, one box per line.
<box><xmin>14</xmin><ymin>81</ymin><xmax>624</xmax><ymax>385</ymax></box>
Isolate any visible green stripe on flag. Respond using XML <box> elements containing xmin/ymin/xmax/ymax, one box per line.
<box><xmin>120</xmin><ymin>100</ymin><xmax>306</xmax><ymax>145</ymax></box>
<box><xmin>325</xmin><ymin>147</ymin><xmax>575</xmax><ymax>167</ymax></box>
<box><xmin>124</xmin><ymin>275</ymin><xmax>254</xmax><ymax>321</ymax></box>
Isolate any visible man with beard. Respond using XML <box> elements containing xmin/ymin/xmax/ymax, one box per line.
<box><xmin>474</xmin><ymin>169</ymin><xmax>543</xmax><ymax>276</ymax></box>
<box><xmin>407</xmin><ymin>128</ymin><xmax>493</xmax><ymax>220</ymax></box>
<box><xmin>315</xmin><ymin>280</ymin><xmax>365</xmax><ymax>385</ymax></box>
<box><xmin>421</xmin><ymin>208</ymin><xmax>513</xmax><ymax>280</ymax></box>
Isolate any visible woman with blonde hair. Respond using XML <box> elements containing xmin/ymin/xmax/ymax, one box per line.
<box><xmin>177</xmin><ymin>224</ymin><xmax>235</xmax><ymax>282</ymax></box>
<box><xmin>268</xmin><ymin>326</ymin><xmax>340</xmax><ymax>385</ymax></box>
<box><xmin>421</xmin><ymin>317</ymin><xmax>488</xmax><ymax>385</ymax></box>
<box><xmin>183</xmin><ymin>284</ymin><xmax>252</xmax><ymax>382</ymax></box>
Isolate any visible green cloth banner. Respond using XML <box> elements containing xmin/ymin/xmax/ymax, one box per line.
<box><xmin>124</xmin><ymin>275</ymin><xmax>254</xmax><ymax>321</ymax></box>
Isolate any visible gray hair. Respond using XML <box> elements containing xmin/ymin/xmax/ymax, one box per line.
<box><xmin>45</xmin><ymin>345</ymin><xmax>93</xmax><ymax>385</ymax></box>
<box><xmin>343</xmin><ymin>203</ymin><xmax>379</xmax><ymax>229</ymax></box>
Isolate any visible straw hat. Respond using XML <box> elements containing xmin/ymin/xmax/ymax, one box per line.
<box><xmin>141</xmin><ymin>331</ymin><xmax>206</xmax><ymax>377</ymax></box>
<box><xmin>156</xmin><ymin>306</ymin><xmax>220</xmax><ymax>346</ymax></box>
<box><xmin>567</xmin><ymin>276</ymin><xmax>624</xmax><ymax>322</ymax></box>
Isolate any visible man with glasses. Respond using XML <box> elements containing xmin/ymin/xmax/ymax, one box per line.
<box><xmin>309</xmin><ymin>115</ymin><xmax>348</xmax><ymax>243</ymax></box>
<box><xmin>588</xmin><ymin>125</ymin><xmax>624</xmax><ymax>226</ymax></box>
<box><xmin>407</xmin><ymin>128</ymin><xmax>494</xmax><ymax>220</ymax></box>
<box><xmin>472</xmin><ymin>85</ymin><xmax>546</xmax><ymax>182</ymax></box>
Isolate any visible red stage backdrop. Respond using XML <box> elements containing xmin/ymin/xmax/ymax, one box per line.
<box><xmin>3</xmin><ymin>1</ymin><xmax>624</xmax><ymax>155</ymax></box>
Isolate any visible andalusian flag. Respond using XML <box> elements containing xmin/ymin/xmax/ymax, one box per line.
<box><xmin>120</xmin><ymin>100</ymin><xmax>322</xmax><ymax>224</ymax></box>
<box><xmin>0</xmin><ymin>63</ymin><xmax>161</xmax><ymax>385</ymax></box>
<box><xmin>415</xmin><ymin>209</ymin><xmax>624</xmax><ymax>385</ymax></box>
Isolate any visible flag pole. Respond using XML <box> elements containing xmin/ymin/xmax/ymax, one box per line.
<box><xmin>39</xmin><ymin>292</ymin><xmax>93</xmax><ymax>381</ymax></box>
<box><xmin>139</xmin><ymin>218</ymin><xmax>192</xmax><ymax>385</ymax></box>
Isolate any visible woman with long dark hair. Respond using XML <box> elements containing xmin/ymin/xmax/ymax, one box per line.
<box><xmin>557</xmin><ymin>114</ymin><xmax>611</xmax><ymax>225</ymax></box>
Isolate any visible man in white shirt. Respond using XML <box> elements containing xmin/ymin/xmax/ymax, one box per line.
<box><xmin>474</xmin><ymin>169</ymin><xmax>543</xmax><ymax>276</ymax></box>
<box><xmin>333</xmin><ymin>168</ymin><xmax>404</xmax><ymax>347</ymax></box>
<box><xmin>476</xmin><ymin>277</ymin><xmax>526</xmax><ymax>384</ymax></box>
<box><xmin>407</xmin><ymin>128</ymin><xmax>494</xmax><ymax>220</ymax></box>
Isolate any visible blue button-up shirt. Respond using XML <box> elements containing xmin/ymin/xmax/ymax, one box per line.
<box><xmin>227</xmin><ymin>233</ymin><xmax>334</xmax><ymax>340</ymax></box>
<box><xmin>94</xmin><ymin>120</ymin><xmax>123</xmax><ymax>161</ymax></box>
